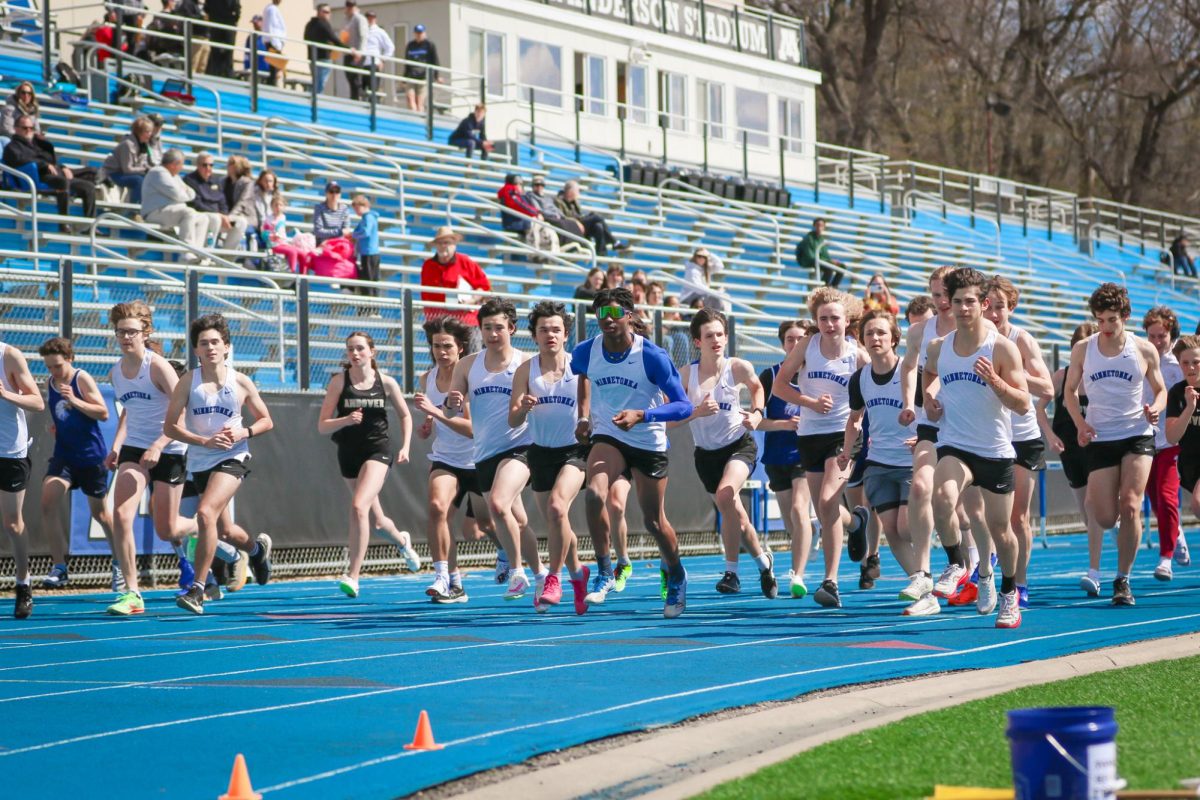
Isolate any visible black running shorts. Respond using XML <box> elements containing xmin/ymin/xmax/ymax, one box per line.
<box><xmin>528</xmin><ymin>443</ymin><xmax>589</xmax><ymax>493</ymax></box>
<box><xmin>937</xmin><ymin>445</ymin><xmax>1015</xmax><ymax>495</ymax></box>
<box><xmin>0</xmin><ymin>456</ymin><xmax>31</xmax><ymax>493</ymax></box>
<box><xmin>1086</xmin><ymin>434</ymin><xmax>1155</xmax><ymax>474</ymax></box>
<box><xmin>45</xmin><ymin>458</ymin><xmax>109</xmax><ymax>498</ymax></box>
<box><xmin>763</xmin><ymin>462</ymin><xmax>805</xmax><ymax>492</ymax></box>
<box><xmin>192</xmin><ymin>458</ymin><xmax>250</xmax><ymax>494</ymax></box>
<box><xmin>590</xmin><ymin>434</ymin><xmax>669</xmax><ymax>480</ymax></box>
<box><xmin>693</xmin><ymin>433</ymin><xmax>758</xmax><ymax>495</ymax></box>
<box><xmin>475</xmin><ymin>446</ymin><xmax>530</xmax><ymax>495</ymax></box>
<box><xmin>1013</xmin><ymin>438</ymin><xmax>1046</xmax><ymax>472</ymax></box>
<box><xmin>118</xmin><ymin>446</ymin><xmax>186</xmax><ymax>485</ymax></box>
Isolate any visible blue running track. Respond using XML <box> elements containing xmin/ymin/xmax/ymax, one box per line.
<box><xmin>1</xmin><ymin>534</ymin><xmax>1198</xmax><ymax>799</ymax></box>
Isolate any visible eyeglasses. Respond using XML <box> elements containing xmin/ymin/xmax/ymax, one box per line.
<box><xmin>115</xmin><ymin>328</ymin><xmax>144</xmax><ymax>338</ymax></box>
<box><xmin>16</xmin><ymin>89</ymin><xmax>31</xmax><ymax>96</ymax></box>
<box><xmin>16</xmin><ymin>125</ymin><xmax>33</xmax><ymax>131</ymax></box>
<box><xmin>596</xmin><ymin>306</ymin><xmax>626</xmax><ymax>320</ymax></box>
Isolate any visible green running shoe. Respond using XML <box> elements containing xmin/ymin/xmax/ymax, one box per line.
<box><xmin>613</xmin><ymin>562</ymin><xmax>633</xmax><ymax>592</ymax></box>
<box><xmin>788</xmin><ymin>570</ymin><xmax>808</xmax><ymax>599</ymax></box>
<box><xmin>107</xmin><ymin>591</ymin><xmax>144</xmax><ymax>616</ymax></box>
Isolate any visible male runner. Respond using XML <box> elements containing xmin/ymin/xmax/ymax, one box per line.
<box><xmin>1142</xmin><ymin>306</ymin><xmax>1188</xmax><ymax>580</ymax></box>
<box><xmin>1166</xmin><ymin>335</ymin><xmax>1200</xmax><ymax>542</ymax></box>
<box><xmin>0</xmin><ymin>339</ymin><xmax>43</xmax><ymax>618</ymax></box>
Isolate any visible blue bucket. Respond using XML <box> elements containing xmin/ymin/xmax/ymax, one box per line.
<box><xmin>1006</xmin><ymin>706</ymin><xmax>1120</xmax><ymax>800</ymax></box>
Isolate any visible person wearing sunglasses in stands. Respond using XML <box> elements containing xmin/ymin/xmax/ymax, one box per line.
<box><xmin>570</xmin><ymin>288</ymin><xmax>695</xmax><ymax>618</ymax></box>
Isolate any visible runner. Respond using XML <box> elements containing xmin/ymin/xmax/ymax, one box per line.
<box><xmin>1142</xmin><ymin>306</ymin><xmax>1188</xmax><ymax>580</ymax></box>
<box><xmin>983</xmin><ymin>277</ymin><xmax>1053</xmax><ymax>608</ymax></box>
<box><xmin>675</xmin><ymin>308</ymin><xmax>777</xmax><ymax>598</ymax></box>
<box><xmin>1064</xmin><ymin>283</ymin><xmax>1166</xmax><ymax>606</ymax></box>
<box><xmin>897</xmin><ymin>266</ymin><xmax>958</xmax><ymax>615</ymax></box>
<box><xmin>759</xmin><ymin>320</ymin><xmax>816</xmax><ymax>599</ymax></box>
<box><xmin>840</xmin><ymin>309</ymin><xmax>919</xmax><ymax>594</ymax></box>
<box><xmin>572</xmin><ymin>287</ymin><xmax>694</xmax><ymax>618</ymax></box>
<box><xmin>1165</xmin><ymin>335</ymin><xmax>1200</xmax><ymax>553</ymax></box>
<box><xmin>771</xmin><ymin>287</ymin><xmax>868</xmax><ymax>608</ymax></box>
<box><xmin>317</xmin><ymin>331</ymin><xmax>412</xmax><ymax>598</ymax></box>
<box><xmin>0</xmin><ymin>339</ymin><xmax>43</xmax><ymax>619</ymax></box>
<box><xmin>165</xmin><ymin>314</ymin><xmax>275</xmax><ymax>615</ymax></box>
<box><xmin>924</xmin><ymin>267</ymin><xmax>1030</xmax><ymax>628</ymax></box>
<box><xmin>37</xmin><ymin>337</ymin><xmax>117</xmax><ymax>592</ymax></box>
<box><xmin>104</xmin><ymin>301</ymin><xmax>199</xmax><ymax>616</ymax></box>
<box><xmin>1038</xmin><ymin>322</ymin><xmax>1106</xmax><ymax>595</ymax></box>
<box><xmin>444</xmin><ymin>297</ymin><xmax>547</xmax><ymax>602</ymax></box>
<box><xmin>509</xmin><ymin>301</ymin><xmax>591</xmax><ymax>613</ymax></box>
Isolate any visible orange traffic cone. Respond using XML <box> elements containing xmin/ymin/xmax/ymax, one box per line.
<box><xmin>403</xmin><ymin>710</ymin><xmax>445</xmax><ymax>751</ymax></box>
<box><xmin>219</xmin><ymin>754</ymin><xmax>262</xmax><ymax>800</ymax></box>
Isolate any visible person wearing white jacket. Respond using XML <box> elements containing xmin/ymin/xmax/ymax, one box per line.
<box><xmin>142</xmin><ymin>150</ymin><xmax>209</xmax><ymax>261</ymax></box>
<box><xmin>363</xmin><ymin>11</ymin><xmax>395</xmax><ymax>94</ymax></box>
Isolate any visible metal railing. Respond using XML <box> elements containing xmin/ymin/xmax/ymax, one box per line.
<box><xmin>444</xmin><ymin>187</ymin><xmax>597</xmax><ymax>273</ymax></box>
<box><xmin>0</xmin><ymin>162</ymin><xmax>40</xmax><ymax>254</ymax></box>
<box><xmin>504</xmin><ymin>119</ymin><xmax>625</xmax><ymax>204</ymax></box>
<box><xmin>656</xmin><ymin>178</ymin><xmax>781</xmax><ymax>268</ymax></box>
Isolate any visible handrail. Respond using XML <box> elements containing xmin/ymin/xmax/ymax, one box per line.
<box><xmin>74</xmin><ymin>41</ymin><xmax>224</xmax><ymax>148</ymax></box>
<box><xmin>505</xmin><ymin>119</ymin><xmax>625</xmax><ymax>204</ymax></box>
<box><xmin>904</xmin><ymin>189</ymin><xmax>1001</xmax><ymax>259</ymax></box>
<box><xmin>445</xmin><ymin>187</ymin><xmax>597</xmax><ymax>271</ymax></box>
<box><xmin>656</xmin><ymin>179</ymin><xmax>781</xmax><ymax>267</ymax></box>
<box><xmin>644</xmin><ymin>268</ymin><xmax>762</xmax><ymax>317</ymax></box>
<box><xmin>259</xmin><ymin>117</ymin><xmax>406</xmax><ymax>234</ymax></box>
<box><xmin>1087</xmin><ymin>222</ymin><xmax>1181</xmax><ymax>292</ymax></box>
<box><xmin>0</xmin><ymin>163</ymin><xmax>39</xmax><ymax>255</ymax></box>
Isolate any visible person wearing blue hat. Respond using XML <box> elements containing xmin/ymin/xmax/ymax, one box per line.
<box><xmin>403</xmin><ymin>23</ymin><xmax>440</xmax><ymax>111</ymax></box>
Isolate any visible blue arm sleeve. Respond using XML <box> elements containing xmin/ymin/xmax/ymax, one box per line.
<box><xmin>643</xmin><ymin>344</ymin><xmax>693</xmax><ymax>422</ymax></box>
<box><xmin>570</xmin><ymin>340</ymin><xmax>592</xmax><ymax>377</ymax></box>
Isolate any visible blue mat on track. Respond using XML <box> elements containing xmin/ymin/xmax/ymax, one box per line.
<box><xmin>2</xmin><ymin>533</ymin><xmax>1199</xmax><ymax>799</ymax></box>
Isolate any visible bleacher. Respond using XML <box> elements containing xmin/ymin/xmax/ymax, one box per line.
<box><xmin>1</xmin><ymin>37</ymin><xmax>1198</xmax><ymax>391</ymax></box>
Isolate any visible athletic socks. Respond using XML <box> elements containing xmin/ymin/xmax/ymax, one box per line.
<box><xmin>214</xmin><ymin>540</ymin><xmax>238</xmax><ymax>563</ymax></box>
<box><xmin>753</xmin><ymin>552</ymin><xmax>771</xmax><ymax>571</ymax></box>
<box><xmin>1000</xmin><ymin>575</ymin><xmax>1016</xmax><ymax>594</ymax></box>
<box><xmin>725</xmin><ymin>560</ymin><xmax>739</xmax><ymax>575</ymax></box>
<box><xmin>1116</xmin><ymin>571</ymin><xmax>1129</xmax><ymax>580</ymax></box>
<box><xmin>14</xmin><ymin>577</ymin><xmax>29</xmax><ymax>586</ymax></box>
<box><xmin>172</xmin><ymin>542</ymin><xmax>188</xmax><ymax>560</ymax></box>
<box><xmin>968</xmin><ymin>546</ymin><xmax>979</xmax><ymax>568</ymax></box>
<box><xmin>597</xmin><ymin>554</ymin><xmax>613</xmax><ymax>576</ymax></box>
<box><xmin>449</xmin><ymin>570</ymin><xmax>462</xmax><ymax>588</ymax></box>
<box><xmin>1087</xmin><ymin>568</ymin><xmax>1101</xmax><ymax>581</ymax></box>
<box><xmin>944</xmin><ymin>543</ymin><xmax>967</xmax><ymax>569</ymax></box>
<box><xmin>617</xmin><ymin>555</ymin><xmax>631</xmax><ymax>567</ymax></box>
<box><xmin>433</xmin><ymin>560</ymin><xmax>449</xmax><ymax>578</ymax></box>
<box><xmin>249</xmin><ymin>542</ymin><xmax>262</xmax><ymax>558</ymax></box>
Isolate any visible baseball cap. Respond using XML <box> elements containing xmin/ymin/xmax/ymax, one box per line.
<box><xmin>414</xmin><ymin>23</ymin><xmax>426</xmax><ymax>32</ymax></box>
<box><xmin>325</xmin><ymin>181</ymin><xmax>342</xmax><ymax>193</ymax></box>
<box><xmin>365</xmin><ymin>9</ymin><xmax>376</xmax><ymax>16</ymax></box>
<box><xmin>251</xmin><ymin>13</ymin><xmax>263</xmax><ymax>22</ymax></box>
<box><xmin>532</xmin><ymin>175</ymin><xmax>546</xmax><ymax>186</ymax></box>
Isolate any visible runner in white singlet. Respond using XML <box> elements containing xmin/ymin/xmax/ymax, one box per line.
<box><xmin>0</xmin><ymin>340</ymin><xmax>44</xmax><ymax>619</ymax></box>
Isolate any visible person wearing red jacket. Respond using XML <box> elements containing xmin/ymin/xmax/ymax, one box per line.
<box><xmin>497</xmin><ymin>174</ymin><xmax>539</xmax><ymax>234</ymax></box>
<box><xmin>420</xmin><ymin>227</ymin><xmax>491</xmax><ymax>345</ymax></box>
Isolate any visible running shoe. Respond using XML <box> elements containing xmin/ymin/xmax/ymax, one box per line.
<box><xmin>504</xmin><ymin>571</ymin><xmax>530</xmax><ymax>601</ymax></box>
<box><xmin>1112</xmin><ymin>576</ymin><xmax>1135</xmax><ymax>606</ymax></box>
<box><xmin>584</xmin><ymin>571</ymin><xmax>615</xmax><ymax>606</ymax></box>
<box><xmin>249</xmin><ymin>533</ymin><xmax>273</xmax><ymax>585</ymax></box>
<box><xmin>398</xmin><ymin>535</ymin><xmax>422</xmax><ymax>572</ymax></box>
<box><xmin>759</xmin><ymin>552</ymin><xmax>778</xmax><ymax>599</ymax></box>
<box><xmin>42</xmin><ymin>564</ymin><xmax>69</xmax><ymax>589</ymax></box>
<box><xmin>539</xmin><ymin>573</ymin><xmax>562</xmax><ymax>609</ymax></box>
<box><xmin>1080</xmin><ymin>573</ymin><xmax>1101</xmax><ymax>597</ymax></box>
<box><xmin>433</xmin><ymin>584</ymin><xmax>468</xmax><ymax>604</ymax></box>
<box><xmin>111</xmin><ymin>560</ymin><xmax>126</xmax><ymax>594</ymax></box>
<box><xmin>995</xmin><ymin>590</ymin><xmax>1021</xmax><ymax>629</ymax></box>
<box><xmin>1016</xmin><ymin>584</ymin><xmax>1029</xmax><ymax>609</ymax></box>
<box><xmin>788</xmin><ymin>570</ymin><xmax>808</xmax><ymax>599</ymax></box>
<box><xmin>932</xmin><ymin>563</ymin><xmax>969</xmax><ymax>598</ymax></box>
<box><xmin>338</xmin><ymin>575</ymin><xmax>359</xmax><ymax>598</ymax></box>
<box><xmin>571</xmin><ymin>565</ymin><xmax>590</xmax><ymax>615</ymax></box>
<box><xmin>227</xmin><ymin>552</ymin><xmax>248</xmax><ymax>592</ymax></box>
<box><xmin>847</xmin><ymin>505</ymin><xmax>870</xmax><ymax>562</ymax></box>
<box><xmin>659</xmin><ymin>568</ymin><xmax>667</xmax><ymax>601</ymax></box>
<box><xmin>947</xmin><ymin>580</ymin><xmax>978</xmax><ymax>606</ymax></box>
<box><xmin>1175</xmin><ymin>534</ymin><xmax>1191</xmax><ymax>567</ymax></box>
<box><xmin>494</xmin><ymin>554</ymin><xmax>510</xmax><ymax>584</ymax></box>
<box><xmin>899</xmin><ymin>573</ymin><xmax>933</xmax><ymax>602</ymax></box>
<box><xmin>13</xmin><ymin>583</ymin><xmax>31</xmax><ymax>619</ymax></box>
<box><xmin>177</xmin><ymin>555</ymin><xmax>195</xmax><ymax>590</ymax></box>
<box><xmin>176</xmin><ymin>583</ymin><xmax>205</xmax><ymax>615</ymax></box>
<box><xmin>903</xmin><ymin>593</ymin><xmax>941</xmax><ymax>616</ymax></box>
<box><xmin>663</xmin><ymin>569</ymin><xmax>687</xmax><ymax>619</ymax></box>
<box><xmin>533</xmin><ymin>572</ymin><xmax>547</xmax><ymax>613</ymax></box>
<box><xmin>426</xmin><ymin>574</ymin><xmax>449</xmax><ymax>598</ymax></box>
<box><xmin>210</xmin><ymin>558</ymin><xmax>229</xmax><ymax>587</ymax></box>
<box><xmin>976</xmin><ymin>572</ymin><xmax>997</xmax><ymax>615</ymax></box>
<box><xmin>107</xmin><ymin>591</ymin><xmax>144</xmax><ymax>616</ymax></box>
<box><xmin>813</xmin><ymin>579</ymin><xmax>841</xmax><ymax>608</ymax></box>
<box><xmin>715</xmin><ymin>571</ymin><xmax>741</xmax><ymax>594</ymax></box>
<box><xmin>1154</xmin><ymin>558</ymin><xmax>1173</xmax><ymax>582</ymax></box>
<box><xmin>204</xmin><ymin>572</ymin><xmax>224</xmax><ymax>602</ymax></box>
<box><xmin>613</xmin><ymin>562</ymin><xmax>633</xmax><ymax>592</ymax></box>
<box><xmin>858</xmin><ymin>562</ymin><xmax>876</xmax><ymax>591</ymax></box>
<box><xmin>968</xmin><ymin>553</ymin><xmax>998</xmax><ymax>584</ymax></box>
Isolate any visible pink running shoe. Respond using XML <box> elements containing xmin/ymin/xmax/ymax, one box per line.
<box><xmin>539</xmin><ymin>573</ymin><xmax>562</xmax><ymax>610</ymax></box>
<box><xmin>571</xmin><ymin>565</ymin><xmax>590</xmax><ymax>616</ymax></box>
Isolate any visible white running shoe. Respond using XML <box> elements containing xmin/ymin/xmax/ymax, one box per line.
<box><xmin>903</xmin><ymin>592</ymin><xmax>941</xmax><ymax>616</ymax></box>
<box><xmin>395</xmin><ymin>531</ymin><xmax>422</xmax><ymax>572</ymax></box>
<box><xmin>1080</xmin><ymin>573</ymin><xmax>1101</xmax><ymax>596</ymax></box>
<box><xmin>976</xmin><ymin>572</ymin><xmax>997</xmax><ymax>615</ymax></box>
<box><xmin>899</xmin><ymin>573</ymin><xmax>933</xmax><ymax>602</ymax></box>
<box><xmin>933</xmin><ymin>563</ymin><xmax>968</xmax><ymax>598</ymax></box>
<box><xmin>584</xmin><ymin>572</ymin><xmax>616</xmax><ymax>606</ymax></box>
<box><xmin>504</xmin><ymin>571</ymin><xmax>530</xmax><ymax>600</ymax></box>
<box><xmin>338</xmin><ymin>575</ymin><xmax>359</xmax><ymax>598</ymax></box>
<box><xmin>1175</xmin><ymin>533</ymin><xmax>1191</xmax><ymax>567</ymax></box>
<box><xmin>995</xmin><ymin>590</ymin><xmax>1022</xmax><ymax>628</ymax></box>
<box><xmin>425</xmin><ymin>574</ymin><xmax>449</xmax><ymax>599</ymax></box>
<box><xmin>533</xmin><ymin>572</ymin><xmax>547</xmax><ymax>613</ymax></box>
<box><xmin>1154</xmin><ymin>558</ymin><xmax>1173</xmax><ymax>582</ymax></box>
<box><xmin>227</xmin><ymin>552</ymin><xmax>249</xmax><ymax>592</ymax></box>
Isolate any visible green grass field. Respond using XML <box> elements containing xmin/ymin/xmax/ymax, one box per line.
<box><xmin>700</xmin><ymin>654</ymin><xmax>1200</xmax><ymax>800</ymax></box>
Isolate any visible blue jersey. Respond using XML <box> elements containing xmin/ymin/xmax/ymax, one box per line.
<box><xmin>760</xmin><ymin>364</ymin><xmax>800</xmax><ymax>466</ymax></box>
<box><xmin>49</xmin><ymin>371</ymin><xmax>107</xmax><ymax>467</ymax></box>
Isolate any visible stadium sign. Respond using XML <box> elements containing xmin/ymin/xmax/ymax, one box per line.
<box><xmin>543</xmin><ymin>0</ymin><xmax>807</xmax><ymax>66</ymax></box>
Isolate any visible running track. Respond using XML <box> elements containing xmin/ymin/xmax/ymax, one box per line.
<box><xmin>1</xmin><ymin>534</ymin><xmax>1198</xmax><ymax>799</ymax></box>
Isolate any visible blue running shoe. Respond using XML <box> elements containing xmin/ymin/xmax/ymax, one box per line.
<box><xmin>1017</xmin><ymin>584</ymin><xmax>1029</xmax><ymax>609</ymax></box>
<box><xmin>178</xmin><ymin>556</ymin><xmax>195</xmax><ymax>590</ymax></box>
<box><xmin>969</xmin><ymin>553</ymin><xmax>999</xmax><ymax>585</ymax></box>
<box><xmin>664</xmin><ymin>569</ymin><xmax>688</xmax><ymax>618</ymax></box>
<box><xmin>584</xmin><ymin>571</ymin><xmax>615</xmax><ymax>606</ymax></box>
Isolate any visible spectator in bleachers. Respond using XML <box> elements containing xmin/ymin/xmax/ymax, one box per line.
<box><xmin>98</xmin><ymin>116</ymin><xmax>155</xmax><ymax>207</ymax></box>
<box><xmin>84</xmin><ymin>9</ymin><xmax>127</xmax><ymax>66</ymax></box>
<box><xmin>646</xmin><ymin>281</ymin><xmax>665</xmax><ymax>308</ymax></box>
<box><xmin>2</xmin><ymin>115</ymin><xmax>96</xmax><ymax>222</ymax></box>
<box><xmin>1170</xmin><ymin>234</ymin><xmax>1197</xmax><ymax>279</ymax></box>
<box><xmin>363</xmin><ymin>11</ymin><xmax>395</xmax><ymax>94</ymax></box>
<box><xmin>350</xmin><ymin>194</ymin><xmax>381</xmax><ymax>297</ymax></box>
<box><xmin>304</xmin><ymin>4</ymin><xmax>342</xmax><ymax>95</ymax></box>
<box><xmin>141</xmin><ymin>148</ymin><xmax>209</xmax><ymax>261</ymax></box>
<box><xmin>183</xmin><ymin>151</ymin><xmax>246</xmax><ymax>250</ymax></box>
<box><xmin>1</xmin><ymin>82</ymin><xmax>40</xmax><ymax>141</ymax></box>
<box><xmin>146</xmin><ymin>113</ymin><xmax>166</xmax><ymax>167</ymax></box>
<box><xmin>905</xmin><ymin>294</ymin><xmax>935</xmax><ymax>326</ymax></box>
<box><xmin>604</xmin><ymin>263</ymin><xmax>625</xmax><ymax>289</ymax></box>
<box><xmin>629</xmin><ymin>277</ymin><xmax>647</xmax><ymax>305</ymax></box>
<box><xmin>795</xmin><ymin>217</ymin><xmax>847</xmax><ymax>288</ymax></box>
<box><xmin>679</xmin><ymin>247</ymin><xmax>725</xmax><ymax>310</ymax></box>
<box><xmin>420</xmin><ymin>226</ymin><xmax>491</xmax><ymax>334</ymax></box>
<box><xmin>264</xmin><ymin>195</ymin><xmax>318</xmax><ymax>274</ymax></box>
<box><xmin>555</xmin><ymin>180</ymin><xmax>627</xmax><ymax>255</ymax></box>
<box><xmin>146</xmin><ymin>0</ymin><xmax>185</xmax><ymax>61</ymax></box>
<box><xmin>262</xmin><ymin>0</ymin><xmax>286</xmax><ymax>85</ymax></box>
<box><xmin>243</xmin><ymin>15</ymin><xmax>271</xmax><ymax>79</ymax></box>
<box><xmin>574</xmin><ymin>266</ymin><xmax>603</xmax><ymax>300</ymax></box>
<box><xmin>313</xmin><ymin>180</ymin><xmax>350</xmax><ymax>244</ymax></box>
<box><xmin>497</xmin><ymin>173</ymin><xmax>557</xmax><ymax>255</ymax></box>
<box><xmin>341</xmin><ymin>0</ymin><xmax>370</xmax><ymax>102</ymax></box>
<box><xmin>862</xmin><ymin>272</ymin><xmax>900</xmax><ymax>315</ymax></box>
<box><xmin>631</xmin><ymin>268</ymin><xmax>648</xmax><ymax>283</ymax></box>
<box><xmin>175</xmin><ymin>0</ymin><xmax>210</xmax><ymax>75</ymax></box>
<box><xmin>204</xmin><ymin>0</ymin><xmax>240</xmax><ymax>79</ymax></box>
<box><xmin>402</xmin><ymin>23</ymin><xmax>439</xmax><ymax>111</ymax></box>
<box><xmin>251</xmin><ymin>170</ymin><xmax>278</xmax><ymax>227</ymax></box>
<box><xmin>526</xmin><ymin>175</ymin><xmax>577</xmax><ymax>240</ymax></box>
<box><xmin>449</xmin><ymin>104</ymin><xmax>491</xmax><ymax>160</ymax></box>
<box><xmin>222</xmin><ymin>154</ymin><xmax>255</xmax><ymax>235</ymax></box>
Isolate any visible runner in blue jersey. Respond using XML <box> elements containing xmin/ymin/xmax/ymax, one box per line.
<box><xmin>571</xmin><ymin>288</ymin><xmax>694</xmax><ymax>618</ymax></box>
<box><xmin>37</xmin><ymin>337</ymin><xmax>116</xmax><ymax>592</ymax></box>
